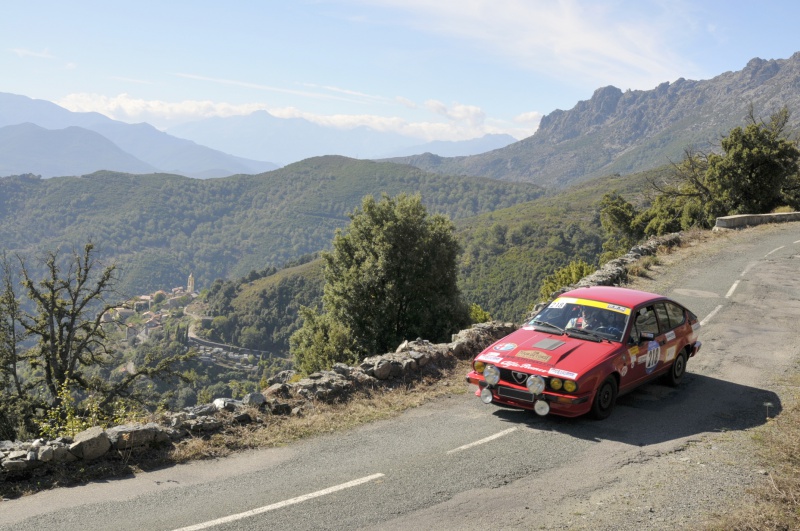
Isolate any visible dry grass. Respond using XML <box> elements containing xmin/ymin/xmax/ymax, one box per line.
<box><xmin>703</xmin><ymin>380</ymin><xmax>800</xmax><ymax>531</ymax></box>
<box><xmin>628</xmin><ymin>255</ymin><xmax>661</xmax><ymax>277</ymax></box>
<box><xmin>0</xmin><ymin>360</ymin><xmax>472</xmax><ymax>500</ymax></box>
<box><xmin>169</xmin><ymin>360</ymin><xmax>472</xmax><ymax>462</ymax></box>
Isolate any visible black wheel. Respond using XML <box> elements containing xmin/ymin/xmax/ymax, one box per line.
<box><xmin>664</xmin><ymin>350</ymin><xmax>687</xmax><ymax>387</ymax></box>
<box><xmin>590</xmin><ymin>376</ymin><xmax>618</xmax><ymax>420</ymax></box>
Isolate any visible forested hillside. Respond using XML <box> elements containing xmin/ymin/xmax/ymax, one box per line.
<box><xmin>0</xmin><ymin>156</ymin><xmax>542</xmax><ymax>298</ymax></box>
<box><xmin>204</xmin><ymin>166</ymin><xmax>665</xmax><ymax>356</ymax></box>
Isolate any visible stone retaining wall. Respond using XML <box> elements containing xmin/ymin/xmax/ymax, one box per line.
<box><xmin>715</xmin><ymin>211</ymin><xmax>800</xmax><ymax>229</ymax></box>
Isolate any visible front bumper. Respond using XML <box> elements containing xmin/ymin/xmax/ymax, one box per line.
<box><xmin>466</xmin><ymin>371</ymin><xmax>591</xmax><ymax>417</ymax></box>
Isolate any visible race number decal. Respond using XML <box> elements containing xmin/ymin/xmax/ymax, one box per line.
<box><xmin>644</xmin><ymin>341</ymin><xmax>661</xmax><ymax>374</ymax></box>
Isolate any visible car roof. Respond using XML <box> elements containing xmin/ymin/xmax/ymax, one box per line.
<box><xmin>559</xmin><ymin>286</ymin><xmax>668</xmax><ymax>308</ymax></box>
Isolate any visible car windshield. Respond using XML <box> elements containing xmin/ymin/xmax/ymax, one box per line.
<box><xmin>528</xmin><ymin>297</ymin><xmax>630</xmax><ymax>342</ymax></box>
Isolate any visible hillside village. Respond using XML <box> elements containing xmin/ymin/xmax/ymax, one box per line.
<box><xmin>105</xmin><ymin>273</ymin><xmax>262</xmax><ymax>376</ymax></box>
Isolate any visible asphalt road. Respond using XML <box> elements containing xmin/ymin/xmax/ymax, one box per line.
<box><xmin>2</xmin><ymin>222</ymin><xmax>798</xmax><ymax>531</ymax></box>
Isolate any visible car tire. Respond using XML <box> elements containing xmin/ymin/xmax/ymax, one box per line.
<box><xmin>590</xmin><ymin>376</ymin><xmax>618</xmax><ymax>420</ymax></box>
<box><xmin>664</xmin><ymin>349</ymin><xmax>687</xmax><ymax>387</ymax></box>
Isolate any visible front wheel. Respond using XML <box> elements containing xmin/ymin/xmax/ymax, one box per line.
<box><xmin>664</xmin><ymin>350</ymin><xmax>687</xmax><ymax>387</ymax></box>
<box><xmin>590</xmin><ymin>376</ymin><xmax>618</xmax><ymax>420</ymax></box>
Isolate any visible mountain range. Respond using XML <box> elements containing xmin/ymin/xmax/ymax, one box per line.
<box><xmin>385</xmin><ymin>53</ymin><xmax>800</xmax><ymax>188</ymax></box>
<box><xmin>0</xmin><ymin>93</ymin><xmax>518</xmax><ymax>178</ymax></box>
<box><xmin>4</xmin><ymin>53</ymin><xmax>799</xmax><ymax>182</ymax></box>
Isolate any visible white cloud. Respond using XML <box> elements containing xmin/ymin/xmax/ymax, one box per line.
<box><xmin>56</xmin><ymin>93</ymin><xmax>272</xmax><ymax>127</ymax></box>
<box><xmin>514</xmin><ymin>111</ymin><xmax>543</xmax><ymax>124</ymax></box>
<box><xmin>11</xmin><ymin>47</ymin><xmax>54</xmax><ymax>59</ymax></box>
<box><xmin>395</xmin><ymin>96</ymin><xmax>418</xmax><ymax>109</ymax></box>
<box><xmin>424</xmin><ymin>100</ymin><xmax>485</xmax><ymax>127</ymax></box>
<box><xmin>55</xmin><ymin>93</ymin><xmax>531</xmax><ymax>140</ymax></box>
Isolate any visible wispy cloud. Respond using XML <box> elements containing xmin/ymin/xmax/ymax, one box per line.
<box><xmin>301</xmin><ymin>83</ymin><xmax>389</xmax><ymax>102</ymax></box>
<box><xmin>348</xmin><ymin>0</ymin><xmax>704</xmax><ymax>89</ymax></box>
<box><xmin>175</xmin><ymin>73</ymin><xmax>365</xmax><ymax>104</ymax></box>
<box><xmin>111</xmin><ymin>76</ymin><xmax>152</xmax><ymax>85</ymax></box>
<box><xmin>11</xmin><ymin>47</ymin><xmax>54</xmax><ymax>59</ymax></box>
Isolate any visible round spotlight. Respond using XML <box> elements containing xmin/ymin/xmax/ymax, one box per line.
<box><xmin>480</xmin><ymin>387</ymin><xmax>494</xmax><ymax>404</ymax></box>
<box><xmin>526</xmin><ymin>375</ymin><xmax>546</xmax><ymax>395</ymax></box>
<box><xmin>533</xmin><ymin>400</ymin><xmax>550</xmax><ymax>416</ymax></box>
<box><xmin>473</xmin><ymin>360</ymin><xmax>486</xmax><ymax>373</ymax></box>
<box><xmin>484</xmin><ymin>364</ymin><xmax>501</xmax><ymax>386</ymax></box>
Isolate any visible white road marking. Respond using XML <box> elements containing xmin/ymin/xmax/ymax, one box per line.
<box><xmin>725</xmin><ymin>280</ymin><xmax>740</xmax><ymax>299</ymax></box>
<box><xmin>740</xmin><ymin>263</ymin><xmax>755</xmax><ymax>277</ymax></box>
<box><xmin>766</xmin><ymin>246</ymin><xmax>785</xmax><ymax>256</ymax></box>
<box><xmin>447</xmin><ymin>427</ymin><xmax>518</xmax><ymax>454</ymax></box>
<box><xmin>173</xmin><ymin>473</ymin><xmax>385</xmax><ymax>530</ymax></box>
<box><xmin>700</xmin><ymin>305</ymin><xmax>723</xmax><ymax>327</ymax></box>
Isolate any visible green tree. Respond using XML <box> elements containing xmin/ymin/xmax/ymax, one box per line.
<box><xmin>704</xmin><ymin>106</ymin><xmax>800</xmax><ymax>216</ymax></box>
<box><xmin>598</xmin><ymin>192</ymin><xmax>643</xmax><ymax>263</ymax></box>
<box><xmin>292</xmin><ymin>194</ymin><xmax>469</xmax><ymax>368</ymax></box>
<box><xmin>538</xmin><ymin>259</ymin><xmax>595</xmax><ymax>302</ymax></box>
<box><xmin>641</xmin><ymin>107</ymin><xmax>800</xmax><ymax>234</ymax></box>
<box><xmin>1</xmin><ymin>243</ymin><xmax>194</xmax><ymax>437</ymax></box>
<box><xmin>290</xmin><ymin>306</ymin><xmax>357</xmax><ymax>374</ymax></box>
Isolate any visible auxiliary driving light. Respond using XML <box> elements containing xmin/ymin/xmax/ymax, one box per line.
<box><xmin>483</xmin><ymin>364</ymin><xmax>501</xmax><ymax>386</ymax></box>
<box><xmin>563</xmin><ymin>380</ymin><xmax>578</xmax><ymax>393</ymax></box>
<box><xmin>480</xmin><ymin>387</ymin><xmax>494</xmax><ymax>404</ymax></box>
<box><xmin>534</xmin><ymin>400</ymin><xmax>550</xmax><ymax>416</ymax></box>
<box><xmin>526</xmin><ymin>375</ymin><xmax>546</xmax><ymax>395</ymax></box>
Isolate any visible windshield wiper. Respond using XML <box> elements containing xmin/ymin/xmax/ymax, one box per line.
<box><xmin>532</xmin><ymin>320</ymin><xmax>564</xmax><ymax>335</ymax></box>
<box><xmin>565</xmin><ymin>327</ymin><xmax>604</xmax><ymax>342</ymax></box>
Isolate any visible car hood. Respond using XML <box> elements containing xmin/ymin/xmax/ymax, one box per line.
<box><xmin>474</xmin><ymin>326</ymin><xmax>619</xmax><ymax>381</ymax></box>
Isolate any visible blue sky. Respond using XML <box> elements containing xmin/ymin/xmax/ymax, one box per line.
<box><xmin>3</xmin><ymin>0</ymin><xmax>800</xmax><ymax>141</ymax></box>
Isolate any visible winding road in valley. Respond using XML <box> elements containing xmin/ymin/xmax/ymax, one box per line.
<box><xmin>2</xmin><ymin>222</ymin><xmax>799</xmax><ymax>530</ymax></box>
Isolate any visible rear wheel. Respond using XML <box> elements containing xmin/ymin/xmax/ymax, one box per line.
<box><xmin>664</xmin><ymin>350</ymin><xmax>687</xmax><ymax>387</ymax></box>
<box><xmin>590</xmin><ymin>376</ymin><xmax>618</xmax><ymax>420</ymax></box>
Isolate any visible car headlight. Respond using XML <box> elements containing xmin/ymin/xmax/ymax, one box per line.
<box><xmin>549</xmin><ymin>378</ymin><xmax>563</xmax><ymax>391</ymax></box>
<box><xmin>473</xmin><ymin>360</ymin><xmax>486</xmax><ymax>373</ymax></box>
<box><xmin>563</xmin><ymin>380</ymin><xmax>578</xmax><ymax>393</ymax></box>
<box><xmin>484</xmin><ymin>364</ymin><xmax>501</xmax><ymax>386</ymax></box>
<box><xmin>526</xmin><ymin>375</ymin><xmax>546</xmax><ymax>395</ymax></box>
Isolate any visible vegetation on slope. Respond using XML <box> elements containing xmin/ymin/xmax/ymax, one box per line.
<box><xmin>0</xmin><ymin>156</ymin><xmax>542</xmax><ymax>299</ymax></box>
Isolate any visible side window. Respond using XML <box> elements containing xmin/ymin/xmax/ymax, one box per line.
<box><xmin>654</xmin><ymin>302</ymin><xmax>671</xmax><ymax>334</ymax></box>
<box><xmin>665</xmin><ymin>302</ymin><xmax>686</xmax><ymax>329</ymax></box>
<box><xmin>632</xmin><ymin>305</ymin><xmax>658</xmax><ymax>342</ymax></box>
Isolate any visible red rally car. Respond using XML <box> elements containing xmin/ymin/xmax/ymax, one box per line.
<box><xmin>466</xmin><ymin>286</ymin><xmax>702</xmax><ymax>419</ymax></box>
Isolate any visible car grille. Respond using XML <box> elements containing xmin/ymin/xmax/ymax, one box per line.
<box><xmin>500</xmin><ymin>368</ymin><xmax>531</xmax><ymax>385</ymax></box>
<box><xmin>498</xmin><ymin>386</ymin><xmax>534</xmax><ymax>403</ymax></box>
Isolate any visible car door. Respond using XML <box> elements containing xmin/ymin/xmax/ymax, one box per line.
<box><xmin>653</xmin><ymin>301</ymin><xmax>684</xmax><ymax>373</ymax></box>
<box><xmin>626</xmin><ymin>304</ymin><xmax>660</xmax><ymax>385</ymax></box>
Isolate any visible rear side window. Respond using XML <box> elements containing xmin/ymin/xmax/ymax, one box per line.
<box><xmin>665</xmin><ymin>302</ymin><xmax>686</xmax><ymax>329</ymax></box>
<box><xmin>654</xmin><ymin>303</ymin><xmax>671</xmax><ymax>334</ymax></box>
<box><xmin>634</xmin><ymin>306</ymin><xmax>659</xmax><ymax>337</ymax></box>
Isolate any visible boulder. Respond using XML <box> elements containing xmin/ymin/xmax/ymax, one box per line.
<box><xmin>69</xmin><ymin>426</ymin><xmax>111</xmax><ymax>460</ymax></box>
